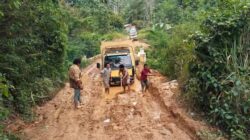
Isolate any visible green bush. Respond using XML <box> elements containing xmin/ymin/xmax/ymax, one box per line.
<box><xmin>0</xmin><ymin>0</ymin><xmax>68</xmax><ymax>118</ymax></box>
<box><xmin>187</xmin><ymin>5</ymin><xmax>250</xmax><ymax>139</ymax></box>
<box><xmin>0</xmin><ymin>75</ymin><xmax>18</xmax><ymax>139</ymax></box>
<box><xmin>102</xmin><ymin>32</ymin><xmax>126</xmax><ymax>41</ymax></box>
<box><xmin>0</xmin><ymin>125</ymin><xmax>20</xmax><ymax>140</ymax></box>
<box><xmin>137</xmin><ymin>28</ymin><xmax>151</xmax><ymax>40</ymax></box>
<box><xmin>145</xmin><ymin>23</ymin><xmax>196</xmax><ymax>83</ymax></box>
<box><xmin>64</xmin><ymin>1</ymin><xmax>125</xmax><ymax>63</ymax></box>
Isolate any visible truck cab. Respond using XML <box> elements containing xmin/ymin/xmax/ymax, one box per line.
<box><xmin>100</xmin><ymin>42</ymin><xmax>136</xmax><ymax>85</ymax></box>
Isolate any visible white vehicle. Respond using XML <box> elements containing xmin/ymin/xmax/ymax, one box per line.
<box><xmin>129</xmin><ymin>26</ymin><xmax>137</xmax><ymax>40</ymax></box>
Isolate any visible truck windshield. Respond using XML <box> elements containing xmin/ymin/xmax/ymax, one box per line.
<box><xmin>104</xmin><ymin>55</ymin><xmax>132</xmax><ymax>69</ymax></box>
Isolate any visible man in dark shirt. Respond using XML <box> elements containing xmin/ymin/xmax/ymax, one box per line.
<box><xmin>140</xmin><ymin>64</ymin><xmax>153</xmax><ymax>95</ymax></box>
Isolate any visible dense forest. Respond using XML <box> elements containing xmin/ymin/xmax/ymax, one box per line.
<box><xmin>0</xmin><ymin>0</ymin><xmax>249</xmax><ymax>139</ymax></box>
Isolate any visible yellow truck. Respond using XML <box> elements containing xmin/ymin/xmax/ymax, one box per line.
<box><xmin>98</xmin><ymin>41</ymin><xmax>137</xmax><ymax>85</ymax></box>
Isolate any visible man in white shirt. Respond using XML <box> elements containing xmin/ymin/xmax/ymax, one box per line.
<box><xmin>101</xmin><ymin>63</ymin><xmax>112</xmax><ymax>94</ymax></box>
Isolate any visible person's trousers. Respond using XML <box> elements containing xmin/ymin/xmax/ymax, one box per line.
<box><xmin>74</xmin><ymin>89</ymin><xmax>81</xmax><ymax>104</ymax></box>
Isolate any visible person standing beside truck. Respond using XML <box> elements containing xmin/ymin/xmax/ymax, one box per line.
<box><xmin>101</xmin><ymin>63</ymin><xmax>112</xmax><ymax>94</ymax></box>
<box><xmin>119</xmin><ymin>64</ymin><xmax>130</xmax><ymax>93</ymax></box>
<box><xmin>140</xmin><ymin>64</ymin><xmax>153</xmax><ymax>95</ymax></box>
<box><xmin>69</xmin><ymin>58</ymin><xmax>83</xmax><ymax>109</ymax></box>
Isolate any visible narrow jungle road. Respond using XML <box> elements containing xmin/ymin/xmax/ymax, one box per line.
<box><xmin>18</xmin><ymin>40</ymin><xmax>211</xmax><ymax>140</ymax></box>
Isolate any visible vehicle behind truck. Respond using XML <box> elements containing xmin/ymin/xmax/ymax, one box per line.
<box><xmin>99</xmin><ymin>41</ymin><xmax>136</xmax><ymax>85</ymax></box>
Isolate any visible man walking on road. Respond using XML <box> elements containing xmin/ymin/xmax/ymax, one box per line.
<box><xmin>141</xmin><ymin>64</ymin><xmax>153</xmax><ymax>95</ymax></box>
<box><xmin>101</xmin><ymin>63</ymin><xmax>112</xmax><ymax>94</ymax></box>
<box><xmin>69</xmin><ymin>58</ymin><xmax>83</xmax><ymax>109</ymax></box>
<box><xmin>119</xmin><ymin>64</ymin><xmax>130</xmax><ymax>93</ymax></box>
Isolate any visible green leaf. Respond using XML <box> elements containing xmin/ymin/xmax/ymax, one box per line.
<box><xmin>243</xmin><ymin>106</ymin><xmax>249</xmax><ymax>114</ymax></box>
<box><xmin>233</xmin><ymin>91</ymin><xmax>238</xmax><ymax>96</ymax></box>
<box><xmin>235</xmin><ymin>80</ymin><xmax>241</xmax><ymax>86</ymax></box>
<box><xmin>0</xmin><ymin>11</ymin><xmax>4</xmax><ymax>17</ymax></box>
<box><xmin>13</xmin><ymin>1</ymin><xmax>21</xmax><ymax>9</ymax></box>
<box><xmin>225</xmin><ymin>114</ymin><xmax>233</xmax><ymax>119</ymax></box>
<box><xmin>0</xmin><ymin>84</ymin><xmax>9</xmax><ymax>97</ymax></box>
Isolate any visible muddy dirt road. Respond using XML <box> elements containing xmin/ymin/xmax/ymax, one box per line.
<box><xmin>19</xmin><ymin>40</ymin><xmax>210</xmax><ymax>140</ymax></box>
